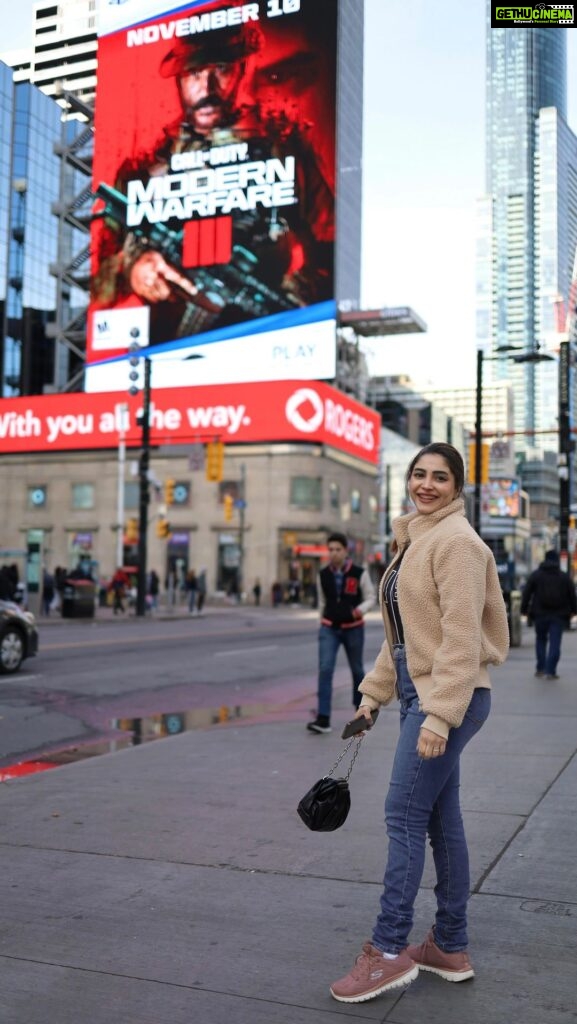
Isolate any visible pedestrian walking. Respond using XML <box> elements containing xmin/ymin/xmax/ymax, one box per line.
<box><xmin>329</xmin><ymin>443</ymin><xmax>509</xmax><ymax>1004</ymax></box>
<box><xmin>110</xmin><ymin>568</ymin><xmax>128</xmax><ymax>615</ymax></box>
<box><xmin>147</xmin><ymin>569</ymin><xmax>160</xmax><ymax>612</ymax></box>
<box><xmin>196</xmin><ymin>568</ymin><xmax>207</xmax><ymax>615</ymax></box>
<box><xmin>521</xmin><ymin>549</ymin><xmax>577</xmax><ymax>679</ymax></box>
<box><xmin>185</xmin><ymin>569</ymin><xmax>198</xmax><ymax>614</ymax></box>
<box><xmin>0</xmin><ymin>565</ymin><xmax>16</xmax><ymax>601</ymax></box>
<box><xmin>41</xmin><ymin>569</ymin><xmax>55</xmax><ymax>616</ymax></box>
<box><xmin>252</xmin><ymin>578</ymin><xmax>262</xmax><ymax>606</ymax></box>
<box><xmin>307</xmin><ymin>532</ymin><xmax>376</xmax><ymax>735</ymax></box>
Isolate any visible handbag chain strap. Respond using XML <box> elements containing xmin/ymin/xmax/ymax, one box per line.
<box><xmin>326</xmin><ymin>735</ymin><xmax>364</xmax><ymax>782</ymax></box>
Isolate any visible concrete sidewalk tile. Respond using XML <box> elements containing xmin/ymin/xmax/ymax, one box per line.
<box><xmin>0</xmin><ymin>852</ymin><xmax>402</xmax><ymax>1021</ymax></box>
<box><xmin>0</xmin><ymin>959</ymin><xmax>369</xmax><ymax>1024</ymax></box>
<box><xmin>390</xmin><ymin>889</ymin><xmax>577</xmax><ymax>1024</ymax></box>
<box><xmin>480</xmin><ymin>755</ymin><xmax>577</xmax><ymax>901</ymax></box>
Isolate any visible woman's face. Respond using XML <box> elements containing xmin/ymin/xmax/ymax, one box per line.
<box><xmin>407</xmin><ymin>454</ymin><xmax>458</xmax><ymax>515</ymax></box>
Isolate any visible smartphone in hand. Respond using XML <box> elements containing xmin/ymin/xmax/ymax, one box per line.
<box><xmin>341</xmin><ymin>709</ymin><xmax>379</xmax><ymax>739</ymax></box>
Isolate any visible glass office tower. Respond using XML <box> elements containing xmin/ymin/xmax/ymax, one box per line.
<box><xmin>480</xmin><ymin>18</ymin><xmax>577</xmax><ymax>448</ymax></box>
<box><xmin>1</xmin><ymin>70</ymin><xmax>61</xmax><ymax>396</ymax></box>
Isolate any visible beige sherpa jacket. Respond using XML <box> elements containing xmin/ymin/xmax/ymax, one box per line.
<box><xmin>359</xmin><ymin>497</ymin><xmax>509</xmax><ymax>740</ymax></box>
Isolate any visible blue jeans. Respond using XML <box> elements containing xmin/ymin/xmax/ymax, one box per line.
<box><xmin>372</xmin><ymin>645</ymin><xmax>490</xmax><ymax>954</ymax></box>
<box><xmin>317</xmin><ymin>624</ymin><xmax>365</xmax><ymax>718</ymax></box>
<box><xmin>534</xmin><ymin>615</ymin><xmax>564</xmax><ymax>675</ymax></box>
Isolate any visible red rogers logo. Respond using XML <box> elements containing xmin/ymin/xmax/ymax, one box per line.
<box><xmin>285</xmin><ymin>387</ymin><xmax>376</xmax><ymax>452</ymax></box>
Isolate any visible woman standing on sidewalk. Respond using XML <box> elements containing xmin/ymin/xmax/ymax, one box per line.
<box><xmin>330</xmin><ymin>443</ymin><xmax>509</xmax><ymax>1004</ymax></box>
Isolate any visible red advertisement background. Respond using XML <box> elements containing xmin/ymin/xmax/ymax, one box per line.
<box><xmin>90</xmin><ymin>0</ymin><xmax>337</xmax><ymax>363</ymax></box>
<box><xmin>0</xmin><ymin>382</ymin><xmax>380</xmax><ymax>464</ymax></box>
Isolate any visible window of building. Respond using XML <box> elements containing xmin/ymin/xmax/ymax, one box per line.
<box><xmin>124</xmin><ymin>481</ymin><xmax>139</xmax><ymax>509</ymax></box>
<box><xmin>351</xmin><ymin>489</ymin><xmax>361</xmax><ymax>514</ymax></box>
<box><xmin>329</xmin><ymin>482</ymin><xmax>340</xmax><ymax>509</ymax></box>
<box><xmin>368</xmin><ymin>494</ymin><xmax>378</xmax><ymax>524</ymax></box>
<box><xmin>27</xmin><ymin>485</ymin><xmax>47</xmax><ymax>509</ymax></box>
<box><xmin>72</xmin><ymin>483</ymin><xmax>95</xmax><ymax>509</ymax></box>
<box><xmin>290</xmin><ymin>476</ymin><xmax>322</xmax><ymax>509</ymax></box>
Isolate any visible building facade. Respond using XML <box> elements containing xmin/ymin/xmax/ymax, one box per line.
<box><xmin>0</xmin><ymin>69</ymin><xmax>62</xmax><ymax>398</ymax></box>
<box><xmin>0</xmin><ymin>443</ymin><xmax>378</xmax><ymax>610</ymax></box>
<box><xmin>1</xmin><ymin>0</ymin><xmax>98</xmax><ymax>103</ymax></box>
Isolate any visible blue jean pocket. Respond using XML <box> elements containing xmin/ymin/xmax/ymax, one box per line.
<box><xmin>463</xmin><ymin>689</ymin><xmax>491</xmax><ymax>728</ymax></box>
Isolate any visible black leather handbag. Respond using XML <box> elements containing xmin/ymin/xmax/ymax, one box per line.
<box><xmin>297</xmin><ymin>736</ymin><xmax>364</xmax><ymax>832</ymax></box>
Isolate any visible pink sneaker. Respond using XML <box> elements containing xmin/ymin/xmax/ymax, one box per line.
<box><xmin>407</xmin><ymin>930</ymin><xmax>474</xmax><ymax>982</ymax></box>
<box><xmin>330</xmin><ymin>943</ymin><xmax>418</xmax><ymax>1003</ymax></box>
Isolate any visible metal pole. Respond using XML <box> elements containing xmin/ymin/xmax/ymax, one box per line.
<box><xmin>136</xmin><ymin>358</ymin><xmax>151</xmax><ymax>616</ymax></box>
<box><xmin>116</xmin><ymin>403</ymin><xmax>128</xmax><ymax>570</ymax></box>
<box><xmin>559</xmin><ymin>340</ymin><xmax>571</xmax><ymax>570</ymax></box>
<box><xmin>377</xmin><ymin>438</ymin><xmax>385</xmax><ymax>557</ymax></box>
<box><xmin>474</xmin><ymin>349</ymin><xmax>483</xmax><ymax>536</ymax></box>
<box><xmin>238</xmin><ymin>462</ymin><xmax>246</xmax><ymax>600</ymax></box>
<box><xmin>384</xmin><ymin>463</ymin><xmax>391</xmax><ymax>563</ymax></box>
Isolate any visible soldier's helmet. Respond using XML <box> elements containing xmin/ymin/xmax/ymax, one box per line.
<box><xmin>160</xmin><ymin>19</ymin><xmax>263</xmax><ymax>78</ymax></box>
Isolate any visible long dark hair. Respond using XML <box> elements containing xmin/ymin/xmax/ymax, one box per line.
<box><xmin>405</xmin><ymin>443</ymin><xmax>465</xmax><ymax>495</ymax></box>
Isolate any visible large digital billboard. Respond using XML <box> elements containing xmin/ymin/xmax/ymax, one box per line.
<box><xmin>0</xmin><ymin>382</ymin><xmax>380</xmax><ymax>464</ymax></box>
<box><xmin>87</xmin><ymin>0</ymin><xmax>338</xmax><ymax>392</ymax></box>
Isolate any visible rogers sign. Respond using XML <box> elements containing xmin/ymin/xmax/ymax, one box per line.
<box><xmin>0</xmin><ymin>381</ymin><xmax>380</xmax><ymax>464</ymax></box>
<box><xmin>285</xmin><ymin>388</ymin><xmax>376</xmax><ymax>454</ymax></box>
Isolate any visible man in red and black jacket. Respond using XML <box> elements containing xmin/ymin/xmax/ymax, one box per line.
<box><xmin>307</xmin><ymin>533</ymin><xmax>376</xmax><ymax>734</ymax></box>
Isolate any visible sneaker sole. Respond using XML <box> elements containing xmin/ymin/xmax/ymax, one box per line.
<box><xmin>330</xmin><ymin>964</ymin><xmax>419</xmax><ymax>1003</ymax></box>
<box><xmin>416</xmin><ymin>963</ymin><xmax>475</xmax><ymax>982</ymax></box>
<box><xmin>306</xmin><ymin>726</ymin><xmax>332</xmax><ymax>734</ymax></box>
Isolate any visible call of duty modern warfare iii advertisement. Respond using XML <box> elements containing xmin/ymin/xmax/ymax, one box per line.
<box><xmin>87</xmin><ymin>0</ymin><xmax>339</xmax><ymax>392</ymax></box>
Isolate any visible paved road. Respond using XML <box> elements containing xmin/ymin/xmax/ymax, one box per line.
<box><xmin>0</xmin><ymin>608</ymin><xmax>386</xmax><ymax>766</ymax></box>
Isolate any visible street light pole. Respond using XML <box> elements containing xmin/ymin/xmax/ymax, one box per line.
<box><xmin>474</xmin><ymin>349</ymin><xmax>483</xmax><ymax>535</ymax></box>
<box><xmin>558</xmin><ymin>340</ymin><xmax>572</xmax><ymax>569</ymax></box>
<box><xmin>136</xmin><ymin>357</ymin><xmax>151</xmax><ymax>617</ymax></box>
<box><xmin>473</xmin><ymin>345</ymin><xmax>554</xmax><ymax>539</ymax></box>
<box><xmin>238</xmin><ymin>462</ymin><xmax>246</xmax><ymax>600</ymax></box>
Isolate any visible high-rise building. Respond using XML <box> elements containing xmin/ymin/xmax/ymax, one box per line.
<box><xmin>477</xmin><ymin>17</ymin><xmax>577</xmax><ymax>451</ymax></box>
<box><xmin>1</xmin><ymin>0</ymin><xmax>97</xmax><ymax>104</ymax></box>
<box><xmin>0</xmin><ymin>67</ymin><xmax>62</xmax><ymax>397</ymax></box>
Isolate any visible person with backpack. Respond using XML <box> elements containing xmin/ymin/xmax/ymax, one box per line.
<box><xmin>521</xmin><ymin>550</ymin><xmax>577</xmax><ymax>679</ymax></box>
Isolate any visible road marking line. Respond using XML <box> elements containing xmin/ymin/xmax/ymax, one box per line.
<box><xmin>214</xmin><ymin>645</ymin><xmax>279</xmax><ymax>658</ymax></box>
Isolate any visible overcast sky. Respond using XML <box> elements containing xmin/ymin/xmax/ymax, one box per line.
<box><xmin>4</xmin><ymin>1</ymin><xmax>577</xmax><ymax>389</ymax></box>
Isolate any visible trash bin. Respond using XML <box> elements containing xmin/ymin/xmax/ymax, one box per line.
<box><xmin>61</xmin><ymin>579</ymin><xmax>96</xmax><ymax>618</ymax></box>
<box><xmin>506</xmin><ymin>589</ymin><xmax>522</xmax><ymax>647</ymax></box>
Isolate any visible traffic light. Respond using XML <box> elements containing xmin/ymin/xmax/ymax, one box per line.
<box><xmin>156</xmin><ymin>518</ymin><xmax>171</xmax><ymax>539</ymax></box>
<box><xmin>223</xmin><ymin>493</ymin><xmax>234</xmax><ymax>522</ymax></box>
<box><xmin>164</xmin><ymin>478</ymin><xmax>175</xmax><ymax>505</ymax></box>
<box><xmin>206</xmin><ymin>440</ymin><xmax>224</xmax><ymax>482</ymax></box>
<box><xmin>467</xmin><ymin>443</ymin><xmax>490</xmax><ymax>485</ymax></box>
<box><xmin>125</xmin><ymin>517</ymin><xmax>139</xmax><ymax>545</ymax></box>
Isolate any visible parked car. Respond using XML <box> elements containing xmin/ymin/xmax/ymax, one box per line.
<box><xmin>0</xmin><ymin>600</ymin><xmax>39</xmax><ymax>674</ymax></box>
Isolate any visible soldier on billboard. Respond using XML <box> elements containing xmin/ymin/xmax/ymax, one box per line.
<box><xmin>92</xmin><ymin>12</ymin><xmax>335</xmax><ymax>345</ymax></box>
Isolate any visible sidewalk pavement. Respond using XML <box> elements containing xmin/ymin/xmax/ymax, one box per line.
<box><xmin>1</xmin><ymin>627</ymin><xmax>576</xmax><ymax>1024</ymax></box>
<box><xmin>36</xmin><ymin>599</ymin><xmax>324</xmax><ymax>624</ymax></box>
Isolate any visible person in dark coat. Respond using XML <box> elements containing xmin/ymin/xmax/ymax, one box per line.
<box><xmin>521</xmin><ymin>550</ymin><xmax>577</xmax><ymax>679</ymax></box>
<box><xmin>42</xmin><ymin>569</ymin><xmax>55</xmax><ymax>616</ymax></box>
